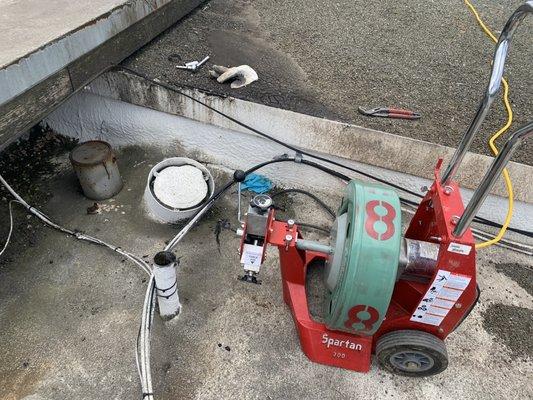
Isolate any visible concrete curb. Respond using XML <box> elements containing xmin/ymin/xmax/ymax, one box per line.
<box><xmin>1</xmin><ymin>0</ymin><xmax>172</xmax><ymax>104</ymax></box>
<box><xmin>0</xmin><ymin>0</ymin><xmax>204</xmax><ymax>147</ymax></box>
<box><xmin>87</xmin><ymin>70</ymin><xmax>532</xmax><ymax>203</ymax></box>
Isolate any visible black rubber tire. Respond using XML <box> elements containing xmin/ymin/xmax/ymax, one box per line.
<box><xmin>376</xmin><ymin>330</ymin><xmax>448</xmax><ymax>377</ymax></box>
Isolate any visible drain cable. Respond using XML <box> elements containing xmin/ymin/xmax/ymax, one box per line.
<box><xmin>271</xmin><ymin>188</ymin><xmax>337</xmax><ymax>219</ymax></box>
<box><xmin>139</xmin><ymin>155</ymin><xmax>298</xmax><ymax>399</ymax></box>
<box><xmin>0</xmin><ymin>172</ymin><xmax>155</xmax><ymax>396</ymax></box>
<box><xmin>116</xmin><ymin>66</ymin><xmax>533</xmax><ymax>240</ymax></box>
<box><xmin>0</xmin><ymin>155</ymin><xmax>344</xmax><ymax>399</ymax></box>
<box><xmin>142</xmin><ymin>151</ymin><xmax>533</xmax><ymax>398</ymax></box>
<box><xmin>140</xmin><ymin>153</ymin><xmax>409</xmax><ymax>398</ymax></box>
<box><xmin>2</xmin><ymin>149</ymin><xmax>530</xmax><ymax>400</ymax></box>
<box><xmin>0</xmin><ymin>200</ymin><xmax>18</xmax><ymax>257</ymax></box>
<box><xmin>0</xmin><ymin>173</ymin><xmax>151</xmax><ymax>275</ymax></box>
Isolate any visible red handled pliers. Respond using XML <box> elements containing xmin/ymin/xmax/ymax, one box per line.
<box><xmin>358</xmin><ymin>106</ymin><xmax>421</xmax><ymax>120</ymax></box>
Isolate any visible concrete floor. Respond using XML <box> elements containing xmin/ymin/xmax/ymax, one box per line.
<box><xmin>0</xmin><ymin>132</ymin><xmax>531</xmax><ymax>399</ymax></box>
<box><xmin>124</xmin><ymin>0</ymin><xmax>533</xmax><ymax>165</ymax></box>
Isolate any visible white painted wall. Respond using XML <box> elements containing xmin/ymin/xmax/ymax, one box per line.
<box><xmin>45</xmin><ymin>91</ymin><xmax>532</xmax><ymax>233</ymax></box>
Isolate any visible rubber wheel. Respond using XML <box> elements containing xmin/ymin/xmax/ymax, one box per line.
<box><xmin>376</xmin><ymin>330</ymin><xmax>448</xmax><ymax>377</ymax></box>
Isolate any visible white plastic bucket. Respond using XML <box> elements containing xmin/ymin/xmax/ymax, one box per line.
<box><xmin>144</xmin><ymin>157</ymin><xmax>215</xmax><ymax>223</ymax></box>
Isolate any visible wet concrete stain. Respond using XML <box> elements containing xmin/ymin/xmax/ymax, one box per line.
<box><xmin>0</xmin><ymin>361</ymin><xmax>49</xmax><ymax>400</ymax></box>
<box><xmin>0</xmin><ymin>128</ymin><xmax>78</xmax><ymax>269</ymax></box>
<box><xmin>123</xmin><ymin>0</ymin><xmax>343</xmax><ymax>122</ymax></box>
<box><xmin>491</xmin><ymin>261</ymin><xmax>533</xmax><ymax>297</ymax></box>
<box><xmin>482</xmin><ymin>303</ymin><xmax>533</xmax><ymax>360</ymax></box>
<box><xmin>0</xmin><ymin>126</ymin><xmax>77</xmax><ymax>203</ymax></box>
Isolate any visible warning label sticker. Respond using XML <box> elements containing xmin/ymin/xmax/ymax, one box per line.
<box><xmin>447</xmin><ymin>242</ymin><xmax>472</xmax><ymax>255</ymax></box>
<box><xmin>240</xmin><ymin>244</ymin><xmax>264</xmax><ymax>272</ymax></box>
<box><xmin>410</xmin><ymin>269</ymin><xmax>472</xmax><ymax>326</ymax></box>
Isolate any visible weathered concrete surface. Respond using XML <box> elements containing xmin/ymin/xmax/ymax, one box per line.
<box><xmin>1</xmin><ymin>0</ymin><xmax>169</xmax><ymax>103</ymax></box>
<box><xmin>0</xmin><ymin>0</ymin><xmax>204</xmax><ymax>147</ymax></box>
<box><xmin>123</xmin><ymin>0</ymin><xmax>533</xmax><ymax>165</ymax></box>
<box><xmin>0</xmin><ymin>132</ymin><xmax>531</xmax><ymax>399</ymax></box>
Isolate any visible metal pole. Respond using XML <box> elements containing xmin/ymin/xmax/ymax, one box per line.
<box><xmin>453</xmin><ymin>121</ymin><xmax>533</xmax><ymax>237</ymax></box>
<box><xmin>441</xmin><ymin>1</ymin><xmax>533</xmax><ymax>185</ymax></box>
<box><xmin>296</xmin><ymin>239</ymin><xmax>334</xmax><ymax>255</ymax></box>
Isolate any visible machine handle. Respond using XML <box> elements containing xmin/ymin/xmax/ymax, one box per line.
<box><xmin>441</xmin><ymin>1</ymin><xmax>533</xmax><ymax>185</ymax></box>
<box><xmin>453</xmin><ymin>121</ymin><xmax>533</xmax><ymax>237</ymax></box>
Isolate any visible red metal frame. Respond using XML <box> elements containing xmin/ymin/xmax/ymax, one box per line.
<box><xmin>264</xmin><ymin>160</ymin><xmax>477</xmax><ymax>372</ymax></box>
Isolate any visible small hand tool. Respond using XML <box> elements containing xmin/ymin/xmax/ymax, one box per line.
<box><xmin>358</xmin><ymin>106</ymin><xmax>421</xmax><ymax>120</ymax></box>
<box><xmin>176</xmin><ymin>56</ymin><xmax>210</xmax><ymax>72</ymax></box>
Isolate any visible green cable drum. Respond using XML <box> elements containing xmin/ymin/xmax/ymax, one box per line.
<box><xmin>324</xmin><ymin>180</ymin><xmax>402</xmax><ymax>336</ymax></box>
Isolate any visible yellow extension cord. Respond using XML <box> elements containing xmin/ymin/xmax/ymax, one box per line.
<box><xmin>464</xmin><ymin>0</ymin><xmax>514</xmax><ymax>249</ymax></box>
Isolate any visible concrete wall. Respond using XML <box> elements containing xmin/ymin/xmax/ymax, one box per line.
<box><xmin>1</xmin><ymin>0</ymin><xmax>171</xmax><ymax>104</ymax></box>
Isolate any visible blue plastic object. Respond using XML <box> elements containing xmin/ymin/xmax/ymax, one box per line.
<box><xmin>240</xmin><ymin>173</ymin><xmax>272</xmax><ymax>194</ymax></box>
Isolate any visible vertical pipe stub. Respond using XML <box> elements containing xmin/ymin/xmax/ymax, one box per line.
<box><xmin>154</xmin><ymin>250</ymin><xmax>176</xmax><ymax>266</ymax></box>
<box><xmin>153</xmin><ymin>251</ymin><xmax>181</xmax><ymax>320</ymax></box>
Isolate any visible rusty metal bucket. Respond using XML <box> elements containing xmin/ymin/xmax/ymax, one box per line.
<box><xmin>69</xmin><ymin>140</ymin><xmax>123</xmax><ymax>200</ymax></box>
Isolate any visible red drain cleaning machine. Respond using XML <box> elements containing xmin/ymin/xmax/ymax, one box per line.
<box><xmin>237</xmin><ymin>5</ymin><xmax>533</xmax><ymax>377</ymax></box>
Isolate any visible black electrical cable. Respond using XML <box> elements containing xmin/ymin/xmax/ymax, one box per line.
<box><xmin>115</xmin><ymin>66</ymin><xmax>533</xmax><ymax>239</ymax></box>
<box><xmin>300</xmin><ymin>159</ymin><xmax>421</xmax><ymax>209</ymax></box>
<box><xmin>472</xmin><ymin>215</ymin><xmax>532</xmax><ymax>238</ymax></box>
<box><xmin>143</xmin><ymin>155</ymin><xmax>337</xmax><ymax>398</ymax></box>
<box><xmin>297</xmin><ymin>162</ymin><xmax>533</xmax><ymax>238</ymax></box>
<box><xmin>271</xmin><ymin>188</ymin><xmax>336</xmax><ymax>219</ymax></box>
<box><xmin>118</xmin><ymin>66</ymin><xmax>422</xmax><ymax>198</ymax></box>
<box><xmin>141</xmin><ymin>157</ymin><xmax>297</xmax><ymax>399</ymax></box>
<box><xmin>300</xmin><ymin>159</ymin><xmax>531</xmax><ymax>238</ymax></box>
<box><xmin>214</xmin><ymin>157</ymin><xmax>296</xmax><ymax>202</ymax></box>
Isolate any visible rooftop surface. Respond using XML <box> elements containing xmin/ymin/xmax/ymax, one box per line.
<box><xmin>0</xmin><ymin>132</ymin><xmax>531</xmax><ymax>399</ymax></box>
<box><xmin>0</xmin><ymin>1</ymin><xmax>532</xmax><ymax>398</ymax></box>
<box><xmin>124</xmin><ymin>0</ymin><xmax>533</xmax><ymax>165</ymax></box>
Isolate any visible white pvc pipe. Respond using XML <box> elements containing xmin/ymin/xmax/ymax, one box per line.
<box><xmin>152</xmin><ymin>252</ymin><xmax>181</xmax><ymax>319</ymax></box>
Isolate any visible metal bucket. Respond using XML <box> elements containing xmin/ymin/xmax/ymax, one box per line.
<box><xmin>70</xmin><ymin>140</ymin><xmax>123</xmax><ymax>200</ymax></box>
